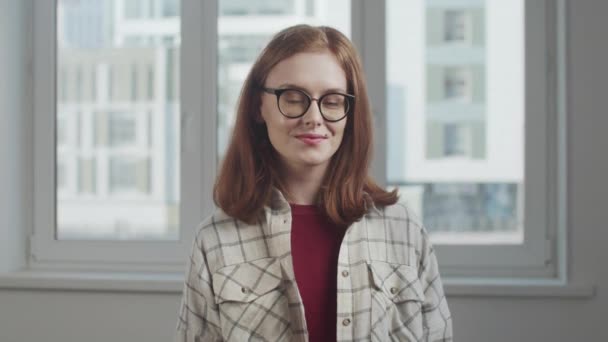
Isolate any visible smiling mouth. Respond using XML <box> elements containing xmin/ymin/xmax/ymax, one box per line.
<box><xmin>295</xmin><ymin>134</ymin><xmax>327</xmax><ymax>146</ymax></box>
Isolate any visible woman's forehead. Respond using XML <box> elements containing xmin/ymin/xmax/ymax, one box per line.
<box><xmin>265</xmin><ymin>51</ymin><xmax>348</xmax><ymax>92</ymax></box>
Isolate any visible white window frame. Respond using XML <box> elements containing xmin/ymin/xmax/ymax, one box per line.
<box><xmin>358</xmin><ymin>0</ymin><xmax>567</xmax><ymax>279</ymax></box>
<box><xmin>30</xmin><ymin>0</ymin><xmax>568</xmax><ymax>282</ymax></box>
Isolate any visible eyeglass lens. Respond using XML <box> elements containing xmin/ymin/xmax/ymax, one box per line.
<box><xmin>278</xmin><ymin>89</ymin><xmax>348</xmax><ymax>121</ymax></box>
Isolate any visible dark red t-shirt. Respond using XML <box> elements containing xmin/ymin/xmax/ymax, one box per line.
<box><xmin>289</xmin><ymin>203</ymin><xmax>348</xmax><ymax>342</ymax></box>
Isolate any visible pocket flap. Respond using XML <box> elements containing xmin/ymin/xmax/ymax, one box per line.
<box><xmin>212</xmin><ymin>257</ymin><xmax>283</xmax><ymax>304</ymax></box>
<box><xmin>367</xmin><ymin>261</ymin><xmax>425</xmax><ymax>303</ymax></box>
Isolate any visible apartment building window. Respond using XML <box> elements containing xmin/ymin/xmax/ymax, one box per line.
<box><xmin>220</xmin><ymin>0</ymin><xmax>296</xmax><ymax>16</ymax></box>
<box><xmin>444</xmin><ymin>67</ymin><xmax>472</xmax><ymax>102</ymax></box>
<box><xmin>444</xmin><ymin>9</ymin><xmax>471</xmax><ymax>43</ymax></box>
<box><xmin>147</xmin><ymin>65</ymin><xmax>154</xmax><ymax>100</ymax></box>
<box><xmin>108</xmin><ymin>112</ymin><xmax>136</xmax><ymax>147</ymax></box>
<box><xmin>77</xmin><ymin>157</ymin><xmax>97</xmax><ymax>194</ymax></box>
<box><xmin>306</xmin><ymin>0</ymin><xmax>315</xmax><ymax>16</ymax></box>
<box><xmin>147</xmin><ymin>110</ymin><xmax>153</xmax><ymax>147</ymax></box>
<box><xmin>162</xmin><ymin>0</ymin><xmax>180</xmax><ymax>17</ymax></box>
<box><xmin>107</xmin><ymin>65</ymin><xmax>113</xmax><ymax>101</ymax></box>
<box><xmin>443</xmin><ymin>123</ymin><xmax>470</xmax><ymax>157</ymax></box>
<box><xmin>108</xmin><ymin>156</ymin><xmax>151</xmax><ymax>194</ymax></box>
<box><xmin>91</xmin><ymin>68</ymin><xmax>97</xmax><ymax>102</ymax></box>
<box><xmin>75</xmin><ymin>111</ymin><xmax>82</xmax><ymax>147</ymax></box>
<box><xmin>75</xmin><ymin>66</ymin><xmax>83</xmax><ymax>102</ymax></box>
<box><xmin>109</xmin><ymin>157</ymin><xmax>137</xmax><ymax>191</ymax></box>
<box><xmin>125</xmin><ymin>0</ymin><xmax>150</xmax><ymax>19</ymax></box>
<box><xmin>131</xmin><ymin>64</ymin><xmax>138</xmax><ymax>102</ymax></box>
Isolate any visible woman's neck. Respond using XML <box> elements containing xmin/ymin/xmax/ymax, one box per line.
<box><xmin>282</xmin><ymin>163</ymin><xmax>328</xmax><ymax>205</ymax></box>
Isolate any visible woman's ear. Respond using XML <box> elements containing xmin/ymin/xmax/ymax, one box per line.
<box><xmin>254</xmin><ymin>110</ymin><xmax>265</xmax><ymax>124</ymax></box>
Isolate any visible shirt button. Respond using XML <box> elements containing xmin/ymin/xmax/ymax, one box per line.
<box><xmin>241</xmin><ymin>287</ymin><xmax>250</xmax><ymax>294</ymax></box>
<box><xmin>390</xmin><ymin>287</ymin><xmax>398</xmax><ymax>294</ymax></box>
<box><xmin>341</xmin><ymin>270</ymin><xmax>349</xmax><ymax>277</ymax></box>
<box><xmin>342</xmin><ymin>318</ymin><xmax>351</xmax><ymax>326</ymax></box>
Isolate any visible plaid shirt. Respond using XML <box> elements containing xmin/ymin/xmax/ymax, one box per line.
<box><xmin>175</xmin><ymin>189</ymin><xmax>453</xmax><ymax>341</ymax></box>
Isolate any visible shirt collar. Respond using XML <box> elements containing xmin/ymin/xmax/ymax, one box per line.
<box><xmin>263</xmin><ymin>187</ymin><xmax>291</xmax><ymax>215</ymax></box>
<box><xmin>263</xmin><ymin>186</ymin><xmax>382</xmax><ymax>217</ymax></box>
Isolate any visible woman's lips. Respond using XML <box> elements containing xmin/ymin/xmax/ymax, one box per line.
<box><xmin>295</xmin><ymin>134</ymin><xmax>327</xmax><ymax>146</ymax></box>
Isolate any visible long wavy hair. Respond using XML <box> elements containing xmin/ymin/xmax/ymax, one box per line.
<box><xmin>214</xmin><ymin>24</ymin><xmax>398</xmax><ymax>226</ymax></box>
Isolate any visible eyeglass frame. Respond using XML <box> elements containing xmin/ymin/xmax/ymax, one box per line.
<box><xmin>260</xmin><ymin>86</ymin><xmax>355</xmax><ymax>122</ymax></box>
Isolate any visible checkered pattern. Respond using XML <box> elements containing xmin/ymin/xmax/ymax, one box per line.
<box><xmin>175</xmin><ymin>188</ymin><xmax>453</xmax><ymax>341</ymax></box>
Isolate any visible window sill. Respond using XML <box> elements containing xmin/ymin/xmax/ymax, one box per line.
<box><xmin>444</xmin><ymin>277</ymin><xmax>596</xmax><ymax>298</ymax></box>
<box><xmin>0</xmin><ymin>271</ymin><xmax>596</xmax><ymax>299</ymax></box>
<box><xmin>0</xmin><ymin>270</ymin><xmax>184</xmax><ymax>293</ymax></box>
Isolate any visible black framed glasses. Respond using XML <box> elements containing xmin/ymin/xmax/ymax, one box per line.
<box><xmin>261</xmin><ymin>87</ymin><xmax>355</xmax><ymax>122</ymax></box>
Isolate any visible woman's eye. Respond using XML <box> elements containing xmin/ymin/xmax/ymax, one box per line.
<box><xmin>323</xmin><ymin>99</ymin><xmax>343</xmax><ymax>108</ymax></box>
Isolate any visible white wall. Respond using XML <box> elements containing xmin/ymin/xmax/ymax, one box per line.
<box><xmin>1</xmin><ymin>0</ymin><xmax>607</xmax><ymax>341</ymax></box>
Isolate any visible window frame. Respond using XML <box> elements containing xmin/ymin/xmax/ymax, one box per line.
<box><xmin>30</xmin><ymin>0</ymin><xmax>217</xmax><ymax>272</ymax></box>
<box><xmin>30</xmin><ymin>0</ymin><xmax>567</xmax><ymax>281</ymax></box>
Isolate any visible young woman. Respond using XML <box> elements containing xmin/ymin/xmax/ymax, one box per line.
<box><xmin>176</xmin><ymin>25</ymin><xmax>453</xmax><ymax>342</ymax></box>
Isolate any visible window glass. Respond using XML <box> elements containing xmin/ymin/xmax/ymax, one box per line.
<box><xmin>387</xmin><ymin>0</ymin><xmax>524</xmax><ymax>244</ymax></box>
<box><xmin>56</xmin><ymin>0</ymin><xmax>181</xmax><ymax>240</ymax></box>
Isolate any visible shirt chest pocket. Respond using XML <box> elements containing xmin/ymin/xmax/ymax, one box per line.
<box><xmin>367</xmin><ymin>261</ymin><xmax>426</xmax><ymax>342</ymax></box>
<box><xmin>212</xmin><ymin>257</ymin><xmax>292</xmax><ymax>341</ymax></box>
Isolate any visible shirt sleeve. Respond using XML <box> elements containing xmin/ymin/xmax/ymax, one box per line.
<box><xmin>418</xmin><ymin>226</ymin><xmax>454</xmax><ymax>342</ymax></box>
<box><xmin>175</xmin><ymin>232</ymin><xmax>223</xmax><ymax>342</ymax></box>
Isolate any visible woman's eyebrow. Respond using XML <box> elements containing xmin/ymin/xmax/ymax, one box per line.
<box><xmin>277</xmin><ymin>83</ymin><xmax>347</xmax><ymax>94</ymax></box>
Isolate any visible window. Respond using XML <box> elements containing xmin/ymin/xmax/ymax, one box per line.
<box><xmin>107</xmin><ymin>65</ymin><xmax>113</xmax><ymax>101</ymax></box>
<box><xmin>443</xmin><ymin>123</ymin><xmax>470</xmax><ymax>157</ymax></box>
<box><xmin>147</xmin><ymin>65</ymin><xmax>154</xmax><ymax>100</ymax></box>
<box><xmin>385</xmin><ymin>0</ymin><xmax>560</xmax><ymax>277</ymax></box>
<box><xmin>443</xmin><ymin>67</ymin><xmax>472</xmax><ymax>102</ymax></box>
<box><xmin>109</xmin><ymin>157</ymin><xmax>137</xmax><ymax>191</ymax></box>
<box><xmin>31</xmin><ymin>0</ymin><xmax>565</xmax><ymax>279</ymax></box>
<box><xmin>91</xmin><ymin>68</ymin><xmax>97</xmax><ymax>102</ymax></box>
<box><xmin>444</xmin><ymin>10</ymin><xmax>471</xmax><ymax>43</ymax></box>
<box><xmin>75</xmin><ymin>66</ymin><xmax>83</xmax><ymax>102</ymax></box>
<box><xmin>40</xmin><ymin>0</ymin><xmax>181</xmax><ymax>257</ymax></box>
<box><xmin>77</xmin><ymin>157</ymin><xmax>97</xmax><ymax>194</ymax></box>
<box><xmin>130</xmin><ymin>64</ymin><xmax>138</xmax><ymax>101</ymax></box>
<box><xmin>125</xmin><ymin>0</ymin><xmax>146</xmax><ymax>19</ymax></box>
<box><xmin>108</xmin><ymin>112</ymin><xmax>136</xmax><ymax>146</ymax></box>
<box><xmin>220</xmin><ymin>0</ymin><xmax>296</xmax><ymax>16</ymax></box>
<box><xmin>162</xmin><ymin>0</ymin><xmax>180</xmax><ymax>17</ymax></box>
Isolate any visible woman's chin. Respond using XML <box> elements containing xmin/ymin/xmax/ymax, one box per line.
<box><xmin>285</xmin><ymin>156</ymin><xmax>331</xmax><ymax>170</ymax></box>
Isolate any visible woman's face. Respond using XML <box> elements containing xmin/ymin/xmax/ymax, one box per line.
<box><xmin>260</xmin><ymin>50</ymin><xmax>348</xmax><ymax>174</ymax></box>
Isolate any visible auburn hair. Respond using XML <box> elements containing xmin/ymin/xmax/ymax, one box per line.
<box><xmin>214</xmin><ymin>24</ymin><xmax>398</xmax><ymax>226</ymax></box>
